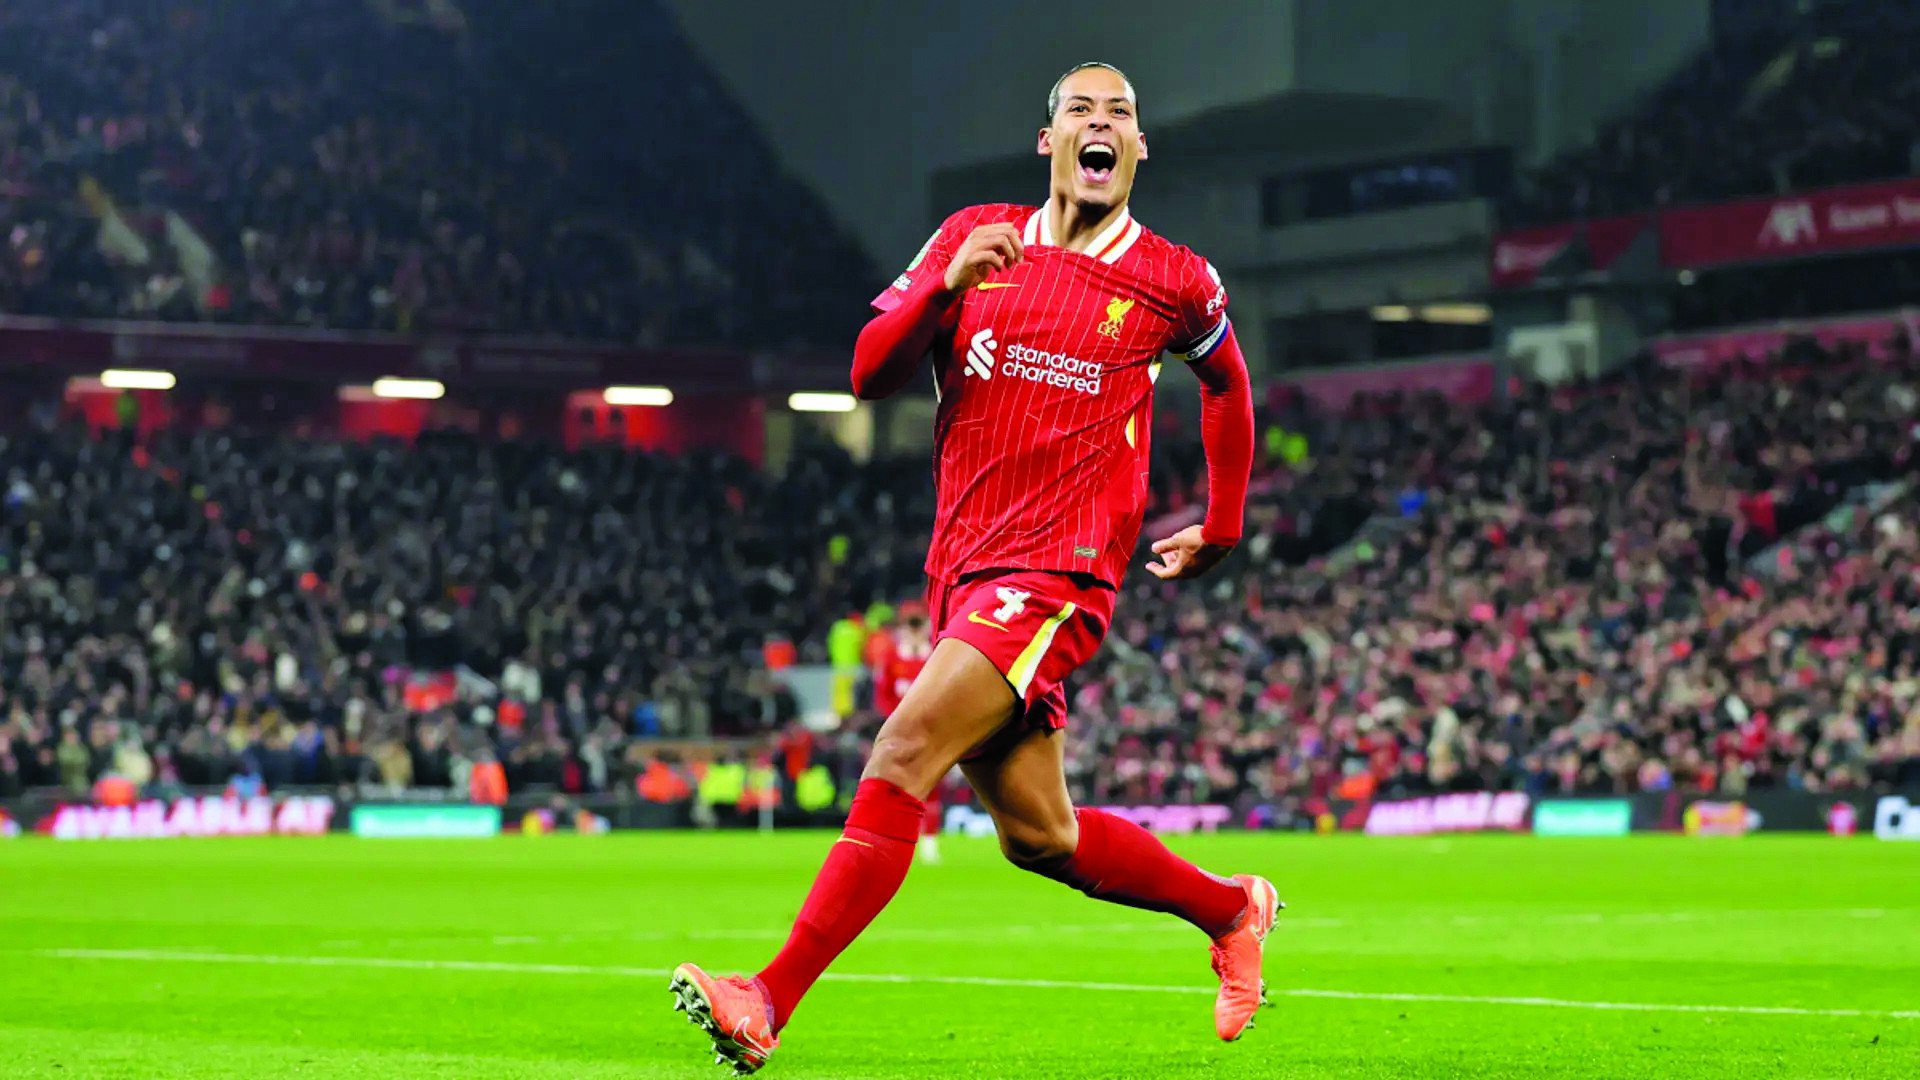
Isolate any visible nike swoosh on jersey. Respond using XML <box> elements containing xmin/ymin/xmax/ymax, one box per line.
<box><xmin>975</xmin><ymin>282</ymin><xmax>1021</xmax><ymax>290</ymax></box>
<box><xmin>966</xmin><ymin>611</ymin><xmax>1009</xmax><ymax>631</ymax></box>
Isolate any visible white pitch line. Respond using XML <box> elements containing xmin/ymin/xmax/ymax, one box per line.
<box><xmin>44</xmin><ymin>949</ymin><xmax>667</xmax><ymax>979</ymax></box>
<box><xmin>320</xmin><ymin>922</ymin><xmax>1202</xmax><ymax>949</ymax></box>
<box><xmin>36</xmin><ymin>949</ymin><xmax>1207</xmax><ymax>996</ymax></box>
<box><xmin>36</xmin><ymin>948</ymin><xmax>1920</xmax><ymax>1021</ymax></box>
<box><xmin>310</xmin><ymin>908</ymin><xmax>1891</xmax><ymax>950</ymax></box>
<box><xmin>1286</xmin><ymin>989</ymin><xmax>1920</xmax><ymax>1020</ymax></box>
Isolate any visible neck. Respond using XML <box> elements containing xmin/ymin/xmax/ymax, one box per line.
<box><xmin>1046</xmin><ymin>192</ymin><xmax>1128</xmax><ymax>253</ymax></box>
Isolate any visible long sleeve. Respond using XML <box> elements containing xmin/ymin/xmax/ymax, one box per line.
<box><xmin>1189</xmin><ymin>324</ymin><xmax>1254</xmax><ymax>546</ymax></box>
<box><xmin>850</xmin><ymin>274</ymin><xmax>959</xmax><ymax>400</ymax></box>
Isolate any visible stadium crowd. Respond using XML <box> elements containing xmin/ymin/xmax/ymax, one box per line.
<box><xmin>0</xmin><ymin>0</ymin><xmax>871</xmax><ymax>348</ymax></box>
<box><xmin>5</xmin><ymin>0</ymin><xmax>1920</xmax><ymax>818</ymax></box>
<box><xmin>0</xmin><ymin>419</ymin><xmax>932</xmax><ymax>800</ymax></box>
<box><xmin>3</xmin><ymin>333</ymin><xmax>1918</xmax><ymax>810</ymax></box>
<box><xmin>1513</xmin><ymin>0</ymin><xmax>1920</xmax><ymax>223</ymax></box>
<box><xmin>1071</xmin><ymin>348</ymin><xmax>1920</xmax><ymax>814</ymax></box>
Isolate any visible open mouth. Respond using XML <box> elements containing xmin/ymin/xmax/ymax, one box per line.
<box><xmin>1077</xmin><ymin>142</ymin><xmax>1116</xmax><ymax>185</ymax></box>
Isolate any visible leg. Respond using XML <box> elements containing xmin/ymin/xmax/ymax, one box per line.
<box><xmin>961</xmin><ymin>724</ymin><xmax>1249</xmax><ymax>937</ymax></box>
<box><xmin>958</xmin><ymin>722</ymin><xmax>1079</xmax><ymax>867</ymax></box>
<box><xmin>858</xmin><ymin>637</ymin><xmax>1017</xmax><ymax>797</ymax></box>
<box><xmin>916</xmin><ymin>778</ymin><xmax>945</xmax><ymax>864</ymax></box>
<box><xmin>754</xmin><ymin>638</ymin><xmax>1017</xmax><ymax>1029</ymax></box>
<box><xmin>963</xmin><ymin>725</ymin><xmax>1281</xmax><ymax>1042</ymax></box>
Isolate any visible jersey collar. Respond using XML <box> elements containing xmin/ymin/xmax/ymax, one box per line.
<box><xmin>1024</xmin><ymin>206</ymin><xmax>1142</xmax><ymax>265</ymax></box>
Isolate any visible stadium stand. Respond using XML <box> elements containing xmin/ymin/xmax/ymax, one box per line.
<box><xmin>0</xmin><ymin>0</ymin><xmax>873</xmax><ymax>347</ymax></box>
<box><xmin>1083</xmin><ymin>350</ymin><xmax>1920</xmax><ymax>812</ymax></box>
<box><xmin>0</xmin><ymin>420</ymin><xmax>933</xmax><ymax>797</ymax></box>
<box><xmin>1511</xmin><ymin>0</ymin><xmax>1920</xmax><ymax>223</ymax></box>
<box><xmin>4</xmin><ymin>0</ymin><xmax>1919</xmax><ymax>822</ymax></box>
<box><xmin>5</xmin><ymin>333</ymin><xmax>1918</xmax><ymax>808</ymax></box>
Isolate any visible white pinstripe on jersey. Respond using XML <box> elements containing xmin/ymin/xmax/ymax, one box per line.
<box><xmin>894</xmin><ymin>203</ymin><xmax>1226</xmax><ymax>588</ymax></box>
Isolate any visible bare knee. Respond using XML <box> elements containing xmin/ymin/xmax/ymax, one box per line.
<box><xmin>860</xmin><ymin>640</ymin><xmax>1020</xmax><ymax>798</ymax></box>
<box><xmin>863</xmin><ymin>723</ymin><xmax>941</xmax><ymax>798</ymax></box>
<box><xmin>997</xmin><ymin>813</ymin><xmax>1078</xmax><ymax>871</ymax></box>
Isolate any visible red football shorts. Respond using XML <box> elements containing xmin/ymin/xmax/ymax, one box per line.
<box><xmin>926</xmin><ymin>569</ymin><xmax>1116</xmax><ymax>734</ymax></box>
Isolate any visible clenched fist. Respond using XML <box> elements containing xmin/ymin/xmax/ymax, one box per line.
<box><xmin>942</xmin><ymin>223</ymin><xmax>1025</xmax><ymax>296</ymax></box>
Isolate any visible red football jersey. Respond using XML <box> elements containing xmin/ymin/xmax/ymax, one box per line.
<box><xmin>872</xmin><ymin>634</ymin><xmax>932</xmax><ymax>717</ymax></box>
<box><xmin>872</xmin><ymin>203</ymin><xmax>1230</xmax><ymax>589</ymax></box>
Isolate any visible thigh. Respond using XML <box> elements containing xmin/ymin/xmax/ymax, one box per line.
<box><xmin>959</xmin><ymin>724</ymin><xmax>1077</xmax><ymax>854</ymax></box>
<box><xmin>862</xmin><ymin>636</ymin><xmax>1017</xmax><ymax>798</ymax></box>
<box><xmin>934</xmin><ymin>570</ymin><xmax>1115</xmax><ymax>737</ymax></box>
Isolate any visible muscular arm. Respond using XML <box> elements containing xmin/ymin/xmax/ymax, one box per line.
<box><xmin>1190</xmin><ymin>325</ymin><xmax>1254</xmax><ymax>545</ymax></box>
<box><xmin>850</xmin><ymin>276</ymin><xmax>960</xmax><ymax>401</ymax></box>
<box><xmin>1141</xmin><ymin>324</ymin><xmax>1253</xmax><ymax>582</ymax></box>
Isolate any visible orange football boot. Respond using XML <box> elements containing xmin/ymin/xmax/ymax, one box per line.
<box><xmin>670</xmin><ymin>963</ymin><xmax>779</xmax><ymax>1074</ymax></box>
<box><xmin>1209</xmin><ymin>873</ymin><xmax>1282</xmax><ymax>1040</ymax></box>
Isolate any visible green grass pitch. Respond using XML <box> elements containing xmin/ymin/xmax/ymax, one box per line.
<box><xmin>2</xmin><ymin>832</ymin><xmax>1916</xmax><ymax>1078</ymax></box>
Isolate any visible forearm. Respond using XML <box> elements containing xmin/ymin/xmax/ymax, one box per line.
<box><xmin>1191</xmin><ymin>326</ymin><xmax>1254</xmax><ymax>545</ymax></box>
<box><xmin>851</xmin><ymin>276</ymin><xmax>958</xmax><ymax>400</ymax></box>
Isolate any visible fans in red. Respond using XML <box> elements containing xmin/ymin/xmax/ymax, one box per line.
<box><xmin>870</xmin><ymin>601</ymin><xmax>933</xmax><ymax>719</ymax></box>
<box><xmin>870</xmin><ymin>602</ymin><xmax>945</xmax><ymax>863</ymax></box>
<box><xmin>671</xmin><ymin>63</ymin><xmax>1272</xmax><ymax>1074</ymax></box>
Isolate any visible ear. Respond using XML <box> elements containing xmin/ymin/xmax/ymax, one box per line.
<box><xmin>1037</xmin><ymin>127</ymin><xmax>1054</xmax><ymax>156</ymax></box>
<box><xmin>1136</xmin><ymin>131</ymin><xmax>1149</xmax><ymax>162</ymax></box>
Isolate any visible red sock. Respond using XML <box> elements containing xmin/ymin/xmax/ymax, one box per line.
<box><xmin>1034</xmin><ymin>808</ymin><xmax>1248</xmax><ymax>938</ymax></box>
<box><xmin>756</xmin><ymin>777</ymin><xmax>923</xmax><ymax>1029</ymax></box>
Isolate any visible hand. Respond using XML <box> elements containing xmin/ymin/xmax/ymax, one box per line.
<box><xmin>1144</xmin><ymin>524</ymin><xmax>1235</xmax><ymax>580</ymax></box>
<box><xmin>942</xmin><ymin>223</ymin><xmax>1024</xmax><ymax>295</ymax></box>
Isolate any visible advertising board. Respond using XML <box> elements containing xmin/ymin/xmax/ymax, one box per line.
<box><xmin>41</xmin><ymin>796</ymin><xmax>335</xmax><ymax>840</ymax></box>
<box><xmin>349</xmin><ymin>804</ymin><xmax>503</xmax><ymax>839</ymax></box>
<box><xmin>1532</xmin><ymin>799</ymin><xmax>1633</xmax><ymax>837</ymax></box>
<box><xmin>1363</xmin><ymin>793</ymin><xmax>1531</xmax><ymax>836</ymax></box>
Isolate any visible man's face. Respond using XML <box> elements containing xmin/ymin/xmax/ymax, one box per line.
<box><xmin>1038</xmin><ymin>67</ymin><xmax>1145</xmax><ymax>210</ymax></box>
